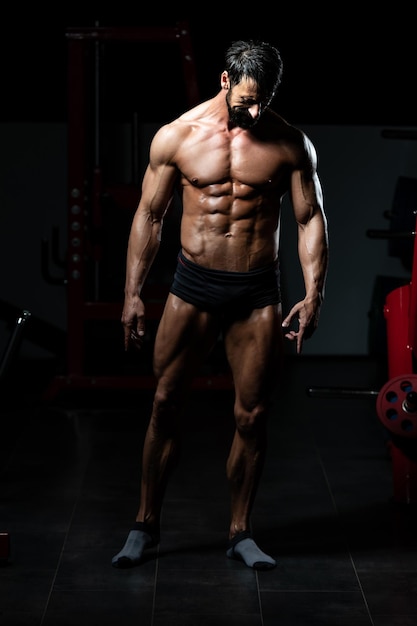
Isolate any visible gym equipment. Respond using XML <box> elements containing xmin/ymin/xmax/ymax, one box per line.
<box><xmin>0</xmin><ymin>309</ymin><xmax>31</xmax><ymax>565</ymax></box>
<box><xmin>376</xmin><ymin>375</ymin><xmax>417</xmax><ymax>438</ymax></box>
<box><xmin>44</xmin><ymin>23</ymin><xmax>233</xmax><ymax>401</ymax></box>
<box><xmin>0</xmin><ymin>532</ymin><xmax>10</xmax><ymax>564</ymax></box>
<box><xmin>0</xmin><ymin>309</ymin><xmax>31</xmax><ymax>381</ymax></box>
<box><xmin>309</xmin><ymin>136</ymin><xmax>417</xmax><ymax>503</ymax></box>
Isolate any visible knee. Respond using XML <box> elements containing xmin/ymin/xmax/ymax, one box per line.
<box><xmin>234</xmin><ymin>403</ymin><xmax>267</xmax><ymax>437</ymax></box>
<box><xmin>151</xmin><ymin>386</ymin><xmax>181</xmax><ymax>435</ymax></box>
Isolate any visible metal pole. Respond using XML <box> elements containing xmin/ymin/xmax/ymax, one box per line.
<box><xmin>0</xmin><ymin>310</ymin><xmax>32</xmax><ymax>380</ymax></box>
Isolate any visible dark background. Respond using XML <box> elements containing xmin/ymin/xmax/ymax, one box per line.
<box><xmin>1</xmin><ymin>8</ymin><xmax>416</xmax><ymax>363</ymax></box>
<box><xmin>2</xmin><ymin>9</ymin><xmax>416</xmax><ymax>126</ymax></box>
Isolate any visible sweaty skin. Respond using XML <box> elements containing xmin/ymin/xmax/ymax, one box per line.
<box><xmin>124</xmin><ymin>76</ymin><xmax>327</xmax><ymax>353</ymax></box>
<box><xmin>117</xmin><ymin>70</ymin><xmax>328</xmax><ymax>569</ymax></box>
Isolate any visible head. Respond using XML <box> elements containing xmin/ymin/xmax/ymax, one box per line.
<box><xmin>221</xmin><ymin>40</ymin><xmax>283</xmax><ymax>129</ymax></box>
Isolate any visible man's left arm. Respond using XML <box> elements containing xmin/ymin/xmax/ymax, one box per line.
<box><xmin>282</xmin><ymin>134</ymin><xmax>329</xmax><ymax>353</ymax></box>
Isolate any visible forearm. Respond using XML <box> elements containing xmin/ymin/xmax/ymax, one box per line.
<box><xmin>298</xmin><ymin>214</ymin><xmax>328</xmax><ymax>304</ymax></box>
<box><xmin>124</xmin><ymin>208</ymin><xmax>163</xmax><ymax>298</ymax></box>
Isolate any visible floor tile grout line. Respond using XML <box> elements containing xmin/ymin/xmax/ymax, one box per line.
<box><xmin>311</xmin><ymin>436</ymin><xmax>376</xmax><ymax>626</ymax></box>
<box><xmin>255</xmin><ymin>570</ymin><xmax>265</xmax><ymax>626</ymax></box>
<box><xmin>38</xmin><ymin>432</ymin><xmax>91</xmax><ymax>626</ymax></box>
<box><xmin>39</xmin><ymin>495</ymin><xmax>80</xmax><ymax>625</ymax></box>
<box><xmin>150</xmin><ymin>545</ymin><xmax>160</xmax><ymax>626</ymax></box>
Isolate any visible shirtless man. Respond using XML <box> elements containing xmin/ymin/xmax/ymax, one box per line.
<box><xmin>112</xmin><ymin>40</ymin><xmax>329</xmax><ymax>570</ymax></box>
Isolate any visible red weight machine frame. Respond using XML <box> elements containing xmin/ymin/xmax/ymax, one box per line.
<box><xmin>378</xmin><ymin>192</ymin><xmax>417</xmax><ymax>503</ymax></box>
<box><xmin>309</xmin><ymin>128</ymin><xmax>417</xmax><ymax>504</ymax></box>
<box><xmin>44</xmin><ymin>23</ymin><xmax>233</xmax><ymax>401</ymax></box>
<box><xmin>362</xmin><ymin>130</ymin><xmax>417</xmax><ymax>504</ymax></box>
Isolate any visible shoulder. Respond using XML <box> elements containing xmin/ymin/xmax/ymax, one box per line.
<box><xmin>265</xmin><ymin>111</ymin><xmax>318</xmax><ymax>169</ymax></box>
<box><xmin>149</xmin><ymin>119</ymin><xmax>189</xmax><ymax>164</ymax></box>
<box><xmin>149</xmin><ymin>99</ymin><xmax>213</xmax><ymax>165</ymax></box>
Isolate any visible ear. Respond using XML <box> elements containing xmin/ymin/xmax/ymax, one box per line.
<box><xmin>221</xmin><ymin>71</ymin><xmax>230</xmax><ymax>90</ymax></box>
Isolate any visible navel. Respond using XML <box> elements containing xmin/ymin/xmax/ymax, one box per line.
<box><xmin>224</xmin><ymin>232</ymin><xmax>232</xmax><ymax>238</ymax></box>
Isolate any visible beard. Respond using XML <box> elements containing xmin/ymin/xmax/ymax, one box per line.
<box><xmin>226</xmin><ymin>94</ymin><xmax>260</xmax><ymax>130</ymax></box>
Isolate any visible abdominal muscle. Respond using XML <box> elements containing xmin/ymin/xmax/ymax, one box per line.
<box><xmin>179</xmin><ymin>183</ymin><xmax>280</xmax><ymax>272</ymax></box>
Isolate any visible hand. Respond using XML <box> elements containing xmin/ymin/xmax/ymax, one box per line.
<box><xmin>282</xmin><ymin>299</ymin><xmax>319</xmax><ymax>354</ymax></box>
<box><xmin>121</xmin><ymin>295</ymin><xmax>146</xmax><ymax>351</ymax></box>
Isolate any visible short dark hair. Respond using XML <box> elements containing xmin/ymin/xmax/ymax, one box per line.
<box><xmin>224</xmin><ymin>40</ymin><xmax>283</xmax><ymax>104</ymax></box>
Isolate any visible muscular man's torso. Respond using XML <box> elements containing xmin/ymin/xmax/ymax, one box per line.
<box><xmin>170</xmin><ymin>99</ymin><xmax>306</xmax><ymax>272</ymax></box>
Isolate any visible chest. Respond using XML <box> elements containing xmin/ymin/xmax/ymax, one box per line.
<box><xmin>176</xmin><ymin>129</ymin><xmax>291</xmax><ymax>189</ymax></box>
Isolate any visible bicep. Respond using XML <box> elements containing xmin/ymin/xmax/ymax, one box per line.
<box><xmin>140</xmin><ymin>161</ymin><xmax>178</xmax><ymax>221</ymax></box>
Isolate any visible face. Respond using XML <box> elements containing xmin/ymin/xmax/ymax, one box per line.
<box><xmin>225</xmin><ymin>76</ymin><xmax>266</xmax><ymax>129</ymax></box>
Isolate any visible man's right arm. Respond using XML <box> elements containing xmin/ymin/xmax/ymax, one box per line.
<box><xmin>122</xmin><ymin>124</ymin><xmax>180</xmax><ymax>350</ymax></box>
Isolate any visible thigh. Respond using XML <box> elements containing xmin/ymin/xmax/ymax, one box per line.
<box><xmin>223</xmin><ymin>304</ymin><xmax>284</xmax><ymax>405</ymax></box>
<box><xmin>153</xmin><ymin>293</ymin><xmax>221</xmax><ymax>390</ymax></box>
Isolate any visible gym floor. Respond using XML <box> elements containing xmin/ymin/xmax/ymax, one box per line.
<box><xmin>1</xmin><ymin>353</ymin><xmax>417</xmax><ymax>625</ymax></box>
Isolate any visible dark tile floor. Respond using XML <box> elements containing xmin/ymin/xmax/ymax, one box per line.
<box><xmin>1</xmin><ymin>354</ymin><xmax>417</xmax><ymax>625</ymax></box>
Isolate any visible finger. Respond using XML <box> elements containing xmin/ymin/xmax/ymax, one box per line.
<box><xmin>131</xmin><ymin>326</ymin><xmax>148</xmax><ymax>350</ymax></box>
<box><xmin>282</xmin><ymin>312</ymin><xmax>296</xmax><ymax>328</ymax></box>
<box><xmin>123</xmin><ymin>326</ymin><xmax>131</xmax><ymax>351</ymax></box>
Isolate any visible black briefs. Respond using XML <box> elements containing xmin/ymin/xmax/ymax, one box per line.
<box><xmin>169</xmin><ymin>250</ymin><xmax>281</xmax><ymax>315</ymax></box>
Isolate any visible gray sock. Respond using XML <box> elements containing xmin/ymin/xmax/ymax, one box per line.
<box><xmin>226</xmin><ymin>532</ymin><xmax>276</xmax><ymax>570</ymax></box>
<box><xmin>112</xmin><ymin>524</ymin><xmax>158</xmax><ymax>568</ymax></box>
